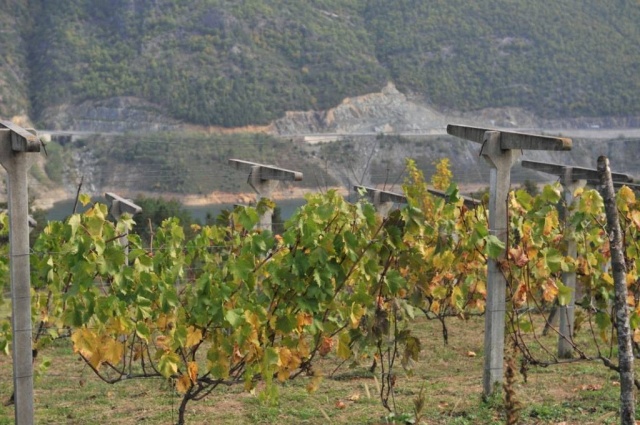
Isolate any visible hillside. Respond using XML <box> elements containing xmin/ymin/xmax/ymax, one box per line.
<box><xmin>0</xmin><ymin>0</ymin><xmax>30</xmax><ymax>121</ymax></box>
<box><xmin>1</xmin><ymin>0</ymin><xmax>640</xmax><ymax>129</ymax></box>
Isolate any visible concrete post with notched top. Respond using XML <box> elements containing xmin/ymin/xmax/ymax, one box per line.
<box><xmin>228</xmin><ymin>159</ymin><xmax>303</xmax><ymax>232</ymax></box>
<box><xmin>0</xmin><ymin>120</ymin><xmax>42</xmax><ymax>425</ymax></box>
<box><xmin>447</xmin><ymin>124</ymin><xmax>571</xmax><ymax>397</ymax></box>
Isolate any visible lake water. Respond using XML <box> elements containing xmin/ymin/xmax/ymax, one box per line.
<box><xmin>45</xmin><ymin>197</ymin><xmax>308</xmax><ymax>223</ymax></box>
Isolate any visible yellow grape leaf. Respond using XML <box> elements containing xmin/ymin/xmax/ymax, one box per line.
<box><xmin>186</xmin><ymin>326</ymin><xmax>203</xmax><ymax>348</ymax></box>
<box><xmin>277</xmin><ymin>347</ymin><xmax>292</xmax><ymax>368</ymax></box>
<box><xmin>276</xmin><ymin>347</ymin><xmax>301</xmax><ymax>381</ymax></box>
<box><xmin>78</xmin><ymin>193</ymin><xmax>92</xmax><ymax>206</ymax></box>
<box><xmin>534</xmin><ymin>258</ymin><xmax>550</xmax><ymax>278</ymax></box>
<box><xmin>158</xmin><ymin>351</ymin><xmax>180</xmax><ymax>378</ymax></box>
<box><xmin>156</xmin><ymin>314</ymin><xmax>170</xmax><ymax>332</ymax></box>
<box><xmin>450</xmin><ymin>286</ymin><xmax>463</xmax><ymax>309</ymax></box>
<box><xmin>107</xmin><ymin>316</ymin><xmax>130</xmax><ymax>335</ymax></box>
<box><xmin>430</xmin><ymin>300</ymin><xmax>441</xmax><ymax>314</ymax></box>
<box><xmin>543</xmin><ymin>214</ymin><xmax>556</xmax><ymax>236</ymax></box>
<box><xmin>188</xmin><ymin>361</ymin><xmax>198</xmax><ymax>383</ymax></box>
<box><xmin>71</xmin><ymin>328</ymin><xmax>98</xmax><ymax>360</ymax></box>
<box><xmin>244</xmin><ymin>311</ymin><xmax>261</xmax><ymax>347</ymax></box>
<box><xmin>176</xmin><ymin>374</ymin><xmax>192</xmax><ymax>393</ymax></box>
<box><xmin>432</xmin><ymin>251</ymin><xmax>455</xmax><ymax>269</ymax></box>
<box><xmin>155</xmin><ymin>335</ymin><xmax>171</xmax><ymax>351</ymax></box>
<box><xmin>633</xmin><ymin>329</ymin><xmax>640</xmax><ymax>344</ymax></box>
<box><xmin>602</xmin><ymin>273</ymin><xmax>614</xmax><ymax>286</ymax></box>
<box><xmin>526</xmin><ymin>245</ymin><xmax>538</xmax><ymax>261</ymax></box>
<box><xmin>573</xmin><ymin>186</ymin><xmax>585</xmax><ymax>198</ymax></box>
<box><xmin>617</xmin><ymin>185</ymin><xmax>636</xmax><ymax>212</ymax></box>
<box><xmin>472</xmin><ymin>281</ymin><xmax>486</xmax><ymax>296</ymax></box>
<box><xmin>296</xmin><ymin>312</ymin><xmax>313</xmax><ymax>332</ymax></box>
<box><xmin>244</xmin><ymin>310</ymin><xmax>261</xmax><ymax>329</ymax></box>
<box><xmin>101</xmin><ymin>337</ymin><xmax>124</xmax><ymax>365</ymax></box>
<box><xmin>542</xmin><ymin>279</ymin><xmax>559</xmax><ymax>303</ymax></box>
<box><xmin>420</xmin><ymin>245</ymin><xmax>435</xmax><ymax>261</ymax></box>
<box><xmin>277</xmin><ymin>369</ymin><xmax>291</xmax><ymax>382</ymax></box>
<box><xmin>350</xmin><ymin>303</ymin><xmax>364</xmax><ymax>328</ymax></box>
<box><xmin>297</xmin><ymin>336</ymin><xmax>310</xmax><ymax>358</ymax></box>
<box><xmin>580</xmin><ymin>190</ymin><xmax>604</xmax><ymax>215</ymax></box>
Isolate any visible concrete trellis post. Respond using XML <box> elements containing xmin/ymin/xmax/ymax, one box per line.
<box><xmin>105</xmin><ymin>192</ymin><xmax>142</xmax><ymax>261</ymax></box>
<box><xmin>228</xmin><ymin>159</ymin><xmax>303</xmax><ymax>231</ymax></box>
<box><xmin>447</xmin><ymin>124</ymin><xmax>571</xmax><ymax>396</ymax></box>
<box><xmin>521</xmin><ymin>160</ymin><xmax>633</xmax><ymax>358</ymax></box>
<box><xmin>0</xmin><ymin>119</ymin><xmax>42</xmax><ymax>425</ymax></box>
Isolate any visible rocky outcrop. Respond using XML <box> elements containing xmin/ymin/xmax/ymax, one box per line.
<box><xmin>273</xmin><ymin>82</ymin><xmax>448</xmax><ymax>135</ymax></box>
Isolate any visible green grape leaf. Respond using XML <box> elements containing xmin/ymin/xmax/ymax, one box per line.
<box><xmin>484</xmin><ymin>235</ymin><xmax>505</xmax><ymax>259</ymax></box>
<box><xmin>557</xmin><ymin>283</ymin><xmax>573</xmax><ymax>306</ymax></box>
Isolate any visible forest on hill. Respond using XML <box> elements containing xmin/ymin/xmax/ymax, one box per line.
<box><xmin>1</xmin><ymin>0</ymin><xmax>640</xmax><ymax>128</ymax></box>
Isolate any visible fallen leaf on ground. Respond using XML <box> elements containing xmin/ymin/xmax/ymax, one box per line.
<box><xmin>335</xmin><ymin>400</ymin><xmax>346</xmax><ymax>409</ymax></box>
<box><xmin>347</xmin><ymin>393</ymin><xmax>360</xmax><ymax>401</ymax></box>
<box><xmin>466</xmin><ymin>351</ymin><xmax>476</xmax><ymax>357</ymax></box>
<box><xmin>576</xmin><ymin>384</ymin><xmax>602</xmax><ymax>391</ymax></box>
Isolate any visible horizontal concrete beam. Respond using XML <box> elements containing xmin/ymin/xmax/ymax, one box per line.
<box><xmin>355</xmin><ymin>186</ymin><xmax>407</xmax><ymax>204</ymax></box>
<box><xmin>447</xmin><ymin>124</ymin><xmax>572</xmax><ymax>151</ymax></box>
<box><xmin>355</xmin><ymin>185</ymin><xmax>480</xmax><ymax>208</ymax></box>
<box><xmin>522</xmin><ymin>160</ymin><xmax>633</xmax><ymax>183</ymax></box>
<box><xmin>427</xmin><ymin>188</ymin><xmax>481</xmax><ymax>208</ymax></box>
<box><xmin>0</xmin><ymin>120</ymin><xmax>40</xmax><ymax>152</ymax></box>
<box><xmin>228</xmin><ymin>159</ymin><xmax>303</xmax><ymax>181</ymax></box>
<box><xmin>105</xmin><ymin>192</ymin><xmax>142</xmax><ymax>216</ymax></box>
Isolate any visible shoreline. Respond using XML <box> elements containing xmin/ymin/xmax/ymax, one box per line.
<box><xmin>33</xmin><ymin>186</ymin><xmax>352</xmax><ymax>211</ymax></box>
<box><xmin>31</xmin><ymin>182</ymin><xmax>492</xmax><ymax>212</ymax></box>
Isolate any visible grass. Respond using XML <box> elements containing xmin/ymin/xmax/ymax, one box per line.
<box><xmin>0</xmin><ymin>314</ymin><xmax>636</xmax><ymax>424</ymax></box>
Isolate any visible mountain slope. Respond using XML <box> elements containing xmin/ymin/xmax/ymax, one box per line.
<box><xmin>364</xmin><ymin>0</ymin><xmax>640</xmax><ymax>118</ymax></box>
<box><xmin>3</xmin><ymin>0</ymin><xmax>640</xmax><ymax>129</ymax></box>
<box><xmin>0</xmin><ymin>0</ymin><xmax>31</xmax><ymax>120</ymax></box>
<box><xmin>28</xmin><ymin>0</ymin><xmax>388</xmax><ymax>127</ymax></box>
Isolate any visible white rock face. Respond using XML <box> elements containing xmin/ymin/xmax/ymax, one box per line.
<box><xmin>273</xmin><ymin>82</ymin><xmax>448</xmax><ymax>135</ymax></box>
